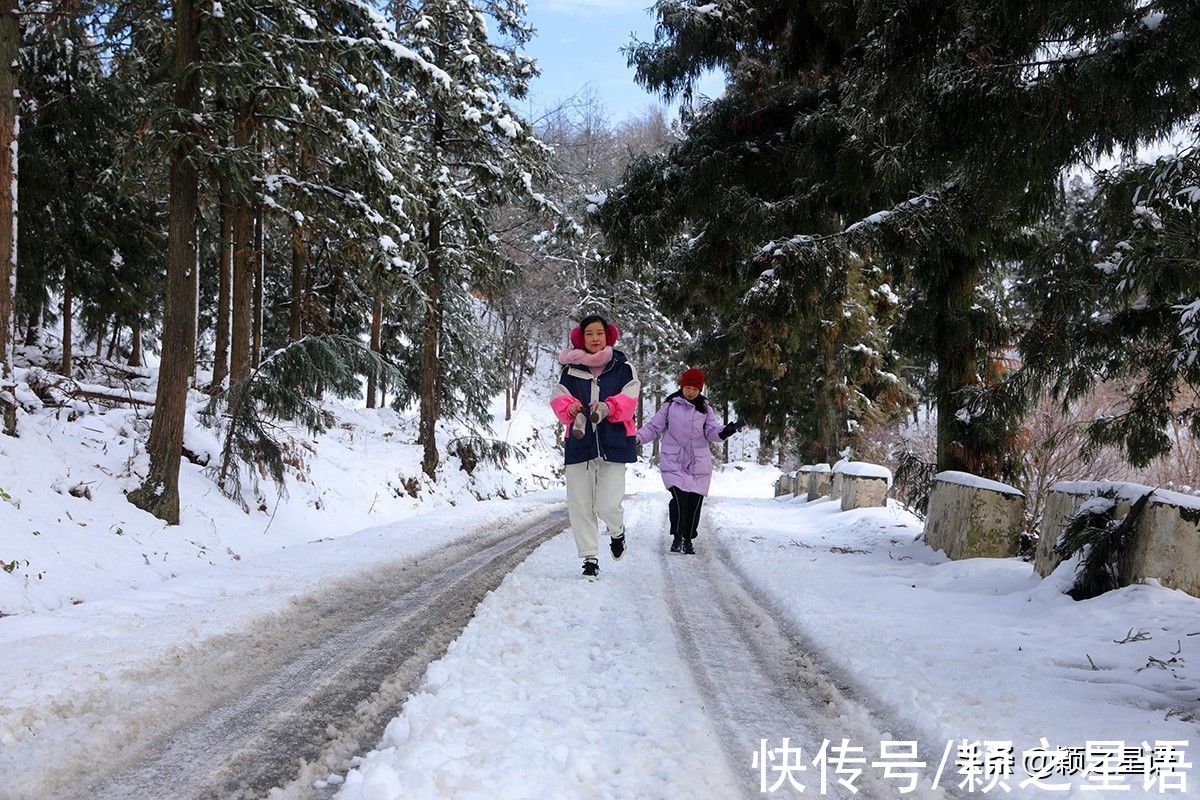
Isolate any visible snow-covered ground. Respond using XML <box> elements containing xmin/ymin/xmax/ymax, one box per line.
<box><xmin>0</xmin><ymin>354</ymin><xmax>564</xmax><ymax>614</ymax></box>
<box><xmin>331</xmin><ymin>469</ymin><xmax>1198</xmax><ymax>800</ymax></box>
<box><xmin>5</xmin><ymin>340</ymin><xmax>1197</xmax><ymax>799</ymax></box>
<box><xmin>713</xmin><ymin>494</ymin><xmax>1199</xmax><ymax>797</ymax></box>
<box><xmin>0</xmin><ymin>496</ymin><xmax>566</xmax><ymax>794</ymax></box>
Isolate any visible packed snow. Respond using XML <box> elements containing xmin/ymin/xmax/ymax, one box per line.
<box><xmin>935</xmin><ymin>469</ymin><xmax>1025</xmax><ymax>496</ymax></box>
<box><xmin>3</xmin><ymin>352</ymin><xmax>1197</xmax><ymax>798</ymax></box>
<box><xmin>833</xmin><ymin>460</ymin><xmax>893</xmax><ymax>483</ymax></box>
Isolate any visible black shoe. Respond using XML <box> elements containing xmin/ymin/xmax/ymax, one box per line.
<box><xmin>670</xmin><ymin>534</ymin><xmax>682</xmax><ymax>553</ymax></box>
<box><xmin>683</xmin><ymin>538</ymin><xmax>696</xmax><ymax>555</ymax></box>
<box><xmin>582</xmin><ymin>558</ymin><xmax>599</xmax><ymax>580</ymax></box>
<box><xmin>610</xmin><ymin>532</ymin><xmax>625</xmax><ymax>561</ymax></box>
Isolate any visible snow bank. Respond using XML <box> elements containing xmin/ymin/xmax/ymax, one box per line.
<box><xmin>710</xmin><ymin>496</ymin><xmax>1200</xmax><ymax>795</ymax></box>
<box><xmin>0</xmin><ymin>348</ymin><xmax>567</xmax><ymax>615</ymax></box>
<box><xmin>1048</xmin><ymin>479</ymin><xmax>1155</xmax><ymax>502</ymax></box>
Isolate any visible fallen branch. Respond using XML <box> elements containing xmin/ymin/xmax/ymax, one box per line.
<box><xmin>69</xmin><ymin>385</ymin><xmax>156</xmax><ymax>407</ymax></box>
<box><xmin>1114</xmin><ymin>628</ymin><xmax>1152</xmax><ymax>644</ymax></box>
<box><xmin>26</xmin><ymin>371</ymin><xmax>155</xmax><ymax>408</ymax></box>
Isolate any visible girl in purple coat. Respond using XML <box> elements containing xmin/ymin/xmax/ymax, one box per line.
<box><xmin>636</xmin><ymin>369</ymin><xmax>746</xmax><ymax>554</ymax></box>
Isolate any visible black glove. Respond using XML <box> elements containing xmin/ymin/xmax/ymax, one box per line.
<box><xmin>718</xmin><ymin>420</ymin><xmax>745</xmax><ymax>440</ymax></box>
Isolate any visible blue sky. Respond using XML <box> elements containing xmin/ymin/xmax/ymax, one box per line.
<box><xmin>519</xmin><ymin>0</ymin><xmax>726</xmax><ymax>123</ymax></box>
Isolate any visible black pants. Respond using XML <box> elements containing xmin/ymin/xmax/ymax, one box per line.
<box><xmin>668</xmin><ymin>487</ymin><xmax>705</xmax><ymax>541</ymax></box>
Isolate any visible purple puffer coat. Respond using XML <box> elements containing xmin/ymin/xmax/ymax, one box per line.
<box><xmin>636</xmin><ymin>395</ymin><xmax>726</xmax><ymax>496</ymax></box>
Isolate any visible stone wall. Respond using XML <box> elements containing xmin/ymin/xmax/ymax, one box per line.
<box><xmin>841</xmin><ymin>475</ymin><xmax>888</xmax><ymax>510</ymax></box>
<box><xmin>924</xmin><ymin>472</ymin><xmax>1025</xmax><ymax>560</ymax></box>
<box><xmin>807</xmin><ymin>465</ymin><xmax>832</xmax><ymax>500</ymax></box>
<box><xmin>1126</xmin><ymin>491</ymin><xmax>1200</xmax><ymax>596</ymax></box>
<box><xmin>1034</xmin><ymin>481</ymin><xmax>1149</xmax><ymax>577</ymax></box>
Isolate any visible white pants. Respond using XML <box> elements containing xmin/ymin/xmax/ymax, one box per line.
<box><xmin>565</xmin><ymin>458</ymin><xmax>626</xmax><ymax>558</ymax></box>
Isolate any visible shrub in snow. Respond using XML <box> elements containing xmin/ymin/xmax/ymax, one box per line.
<box><xmin>1055</xmin><ymin>489</ymin><xmax>1151</xmax><ymax>600</ymax></box>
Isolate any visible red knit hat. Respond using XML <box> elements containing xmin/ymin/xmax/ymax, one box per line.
<box><xmin>681</xmin><ymin>368</ymin><xmax>705</xmax><ymax>390</ymax></box>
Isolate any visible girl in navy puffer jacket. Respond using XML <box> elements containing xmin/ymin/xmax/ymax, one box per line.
<box><xmin>549</xmin><ymin>314</ymin><xmax>640</xmax><ymax>580</ymax></box>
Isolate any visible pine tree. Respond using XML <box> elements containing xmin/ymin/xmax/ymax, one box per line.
<box><xmin>19</xmin><ymin>4</ymin><xmax>165</xmax><ymax>377</ymax></box>
<box><xmin>605</xmin><ymin>0</ymin><xmax>1200</xmax><ymax>477</ymax></box>
<box><xmin>121</xmin><ymin>0</ymin><xmax>477</xmax><ymax>520</ymax></box>
<box><xmin>126</xmin><ymin>0</ymin><xmax>202</xmax><ymax>524</ymax></box>
<box><xmin>397</xmin><ymin>0</ymin><xmax>555</xmax><ymax>478</ymax></box>
<box><xmin>829</xmin><ymin>0</ymin><xmax>1200</xmax><ymax>476</ymax></box>
<box><xmin>1019</xmin><ymin>139</ymin><xmax>1200</xmax><ymax>466</ymax></box>
<box><xmin>204</xmin><ymin>334</ymin><xmax>402</xmax><ymax>507</ymax></box>
<box><xmin>600</xmin><ymin>1</ymin><xmax>910</xmax><ymax>462</ymax></box>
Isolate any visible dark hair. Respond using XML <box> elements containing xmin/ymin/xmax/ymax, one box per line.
<box><xmin>578</xmin><ymin>313</ymin><xmax>609</xmax><ymax>332</ymax></box>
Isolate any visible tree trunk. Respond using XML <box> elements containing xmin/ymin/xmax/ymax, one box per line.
<box><xmin>418</xmin><ymin>241</ymin><xmax>442</xmax><ymax>478</ymax></box>
<box><xmin>328</xmin><ymin>266</ymin><xmax>340</xmax><ymax>330</ymax></box>
<box><xmin>418</xmin><ymin>113</ymin><xmax>444</xmax><ymax>479</ymax></box>
<box><xmin>723</xmin><ymin>400</ymin><xmax>729</xmax><ymax>462</ymax></box>
<box><xmin>128</xmin><ymin>0</ymin><xmax>201</xmax><ymax>524</ymax></box>
<box><xmin>24</xmin><ymin>295</ymin><xmax>41</xmax><ymax>346</ymax></box>
<box><xmin>367</xmin><ymin>292</ymin><xmax>382</xmax><ymax>408</ymax></box>
<box><xmin>192</xmin><ymin>221</ymin><xmax>201</xmax><ymax>384</ymax></box>
<box><xmin>933</xmin><ymin>251</ymin><xmax>982</xmax><ymax>475</ymax></box>
<box><xmin>637</xmin><ymin>380</ymin><xmax>644</xmax><ymax>429</ymax></box>
<box><xmin>289</xmin><ymin>140</ymin><xmax>305</xmax><ymax>342</ymax></box>
<box><xmin>251</xmin><ymin>203</ymin><xmax>264</xmax><ymax>370</ymax></box>
<box><xmin>815</xmin><ymin>260</ymin><xmax>850</xmax><ymax>463</ymax></box>
<box><xmin>129</xmin><ymin>319</ymin><xmax>143</xmax><ymax>368</ymax></box>
<box><xmin>0</xmin><ymin>0</ymin><xmax>18</xmax><ymax>436</ymax></box>
<box><xmin>513</xmin><ymin>347</ymin><xmax>526</xmax><ymax>412</ymax></box>
<box><xmin>60</xmin><ymin>288</ymin><xmax>73</xmax><ymax>376</ymax></box>
<box><xmin>289</xmin><ymin>218</ymin><xmax>304</xmax><ymax>341</ymax></box>
<box><xmin>106</xmin><ymin>324</ymin><xmax>120</xmax><ymax>360</ymax></box>
<box><xmin>229</xmin><ymin>105</ymin><xmax>254</xmax><ymax>385</ymax></box>
<box><xmin>212</xmin><ymin>185</ymin><xmax>232</xmax><ymax>390</ymax></box>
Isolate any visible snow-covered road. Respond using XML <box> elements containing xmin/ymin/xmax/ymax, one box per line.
<box><xmin>1</xmin><ymin>503</ymin><xmax>567</xmax><ymax>800</ymax></box>
<box><xmin>332</xmin><ymin>491</ymin><xmax>953</xmax><ymax>800</ymax></box>
<box><xmin>77</xmin><ymin>512</ymin><xmax>567</xmax><ymax>800</ymax></box>
<box><xmin>332</xmin><ymin>480</ymin><xmax>1199</xmax><ymax>800</ymax></box>
<box><xmin>661</xmin><ymin>515</ymin><xmax>953</xmax><ymax>799</ymax></box>
<box><xmin>8</xmin><ymin>466</ymin><xmax>1197</xmax><ymax>799</ymax></box>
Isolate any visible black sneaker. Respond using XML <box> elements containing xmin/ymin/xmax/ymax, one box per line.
<box><xmin>683</xmin><ymin>538</ymin><xmax>696</xmax><ymax>555</ymax></box>
<box><xmin>610</xmin><ymin>533</ymin><xmax>625</xmax><ymax>561</ymax></box>
<box><xmin>670</xmin><ymin>534</ymin><xmax>683</xmax><ymax>553</ymax></box>
<box><xmin>582</xmin><ymin>558</ymin><xmax>599</xmax><ymax>580</ymax></box>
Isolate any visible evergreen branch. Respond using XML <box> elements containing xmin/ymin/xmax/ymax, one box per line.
<box><xmin>201</xmin><ymin>335</ymin><xmax>407</xmax><ymax>509</ymax></box>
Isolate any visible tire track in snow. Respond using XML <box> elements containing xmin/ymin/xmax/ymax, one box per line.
<box><xmin>56</xmin><ymin>511</ymin><xmax>567</xmax><ymax>800</ymax></box>
<box><xmin>657</xmin><ymin>499</ymin><xmax>959</xmax><ymax>800</ymax></box>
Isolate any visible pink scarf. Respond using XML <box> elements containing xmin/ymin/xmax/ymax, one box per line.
<box><xmin>559</xmin><ymin>346</ymin><xmax>613</xmax><ymax>376</ymax></box>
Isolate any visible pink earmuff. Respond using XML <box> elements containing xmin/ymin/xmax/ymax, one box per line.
<box><xmin>570</xmin><ymin>323</ymin><xmax>619</xmax><ymax>349</ymax></box>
